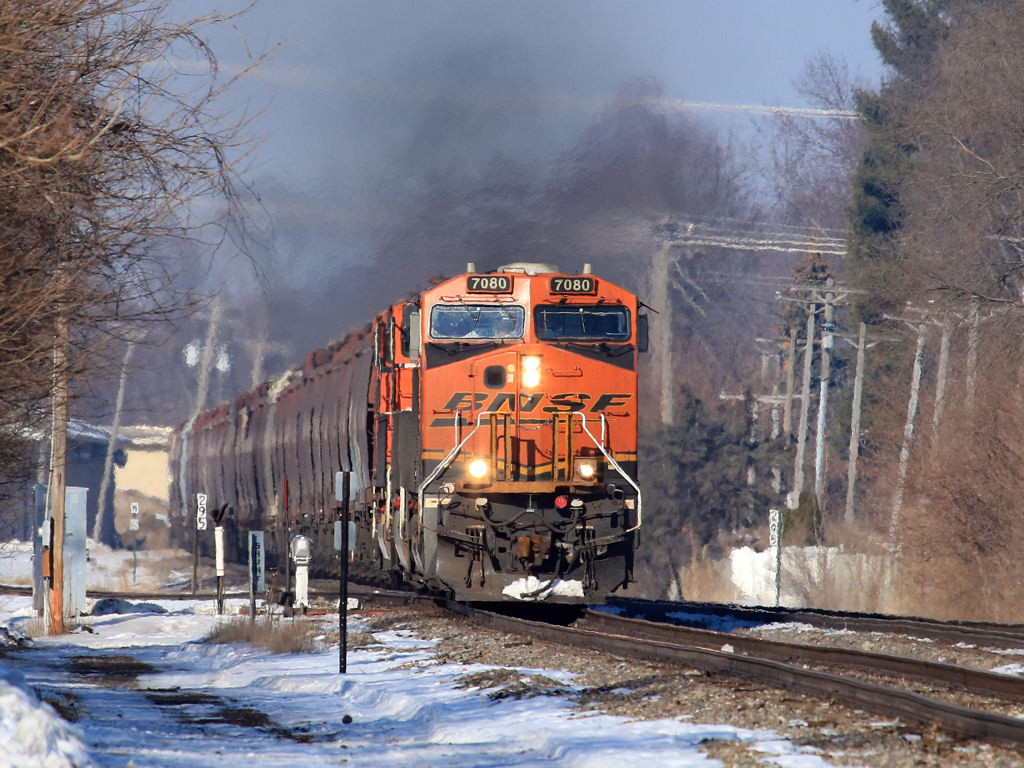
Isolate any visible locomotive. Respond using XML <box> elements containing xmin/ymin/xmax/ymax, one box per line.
<box><xmin>170</xmin><ymin>262</ymin><xmax>646</xmax><ymax>603</ymax></box>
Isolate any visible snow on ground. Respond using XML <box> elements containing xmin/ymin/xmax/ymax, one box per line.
<box><xmin>0</xmin><ymin>593</ymin><xmax>846</xmax><ymax>768</ymax></box>
<box><xmin>0</xmin><ymin>543</ymin><xmax>863</xmax><ymax>766</ymax></box>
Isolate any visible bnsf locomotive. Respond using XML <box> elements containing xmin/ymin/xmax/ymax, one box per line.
<box><xmin>170</xmin><ymin>263</ymin><xmax>646</xmax><ymax>602</ymax></box>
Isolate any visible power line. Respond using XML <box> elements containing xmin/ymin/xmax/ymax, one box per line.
<box><xmin>662</xmin><ymin>214</ymin><xmax>846</xmax><ymax>239</ymax></box>
<box><xmin>656</xmin><ymin>218</ymin><xmax>848</xmax><ymax>256</ymax></box>
<box><xmin>666</xmin><ymin>234</ymin><xmax>847</xmax><ymax>256</ymax></box>
<box><xmin>659</xmin><ymin>98</ymin><xmax>860</xmax><ymax>121</ymax></box>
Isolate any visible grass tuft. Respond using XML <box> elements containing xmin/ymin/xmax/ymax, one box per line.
<box><xmin>206</xmin><ymin>617</ymin><xmax>321</xmax><ymax>654</ymax></box>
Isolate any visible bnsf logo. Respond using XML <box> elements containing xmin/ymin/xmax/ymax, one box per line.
<box><xmin>440</xmin><ymin>392</ymin><xmax>632</xmax><ymax>414</ymax></box>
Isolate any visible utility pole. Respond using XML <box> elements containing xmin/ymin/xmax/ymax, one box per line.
<box><xmin>933</xmin><ymin>322</ymin><xmax>951</xmax><ymax>437</ymax></box>
<box><xmin>844</xmin><ymin>323</ymin><xmax>867</xmax><ymax>525</ymax></box>
<box><xmin>783</xmin><ymin>326</ymin><xmax>797</xmax><ymax>438</ymax></box>
<box><xmin>650</xmin><ymin>242</ymin><xmax>673</xmax><ymax>425</ymax></box>
<box><xmin>93</xmin><ymin>338</ymin><xmax>136</xmax><ymax>543</ymax></box>
<box><xmin>778</xmin><ymin>277</ymin><xmax>857</xmax><ymax>513</ymax></box>
<box><xmin>813</xmin><ymin>278</ymin><xmax>836</xmax><ymax>509</ymax></box>
<box><xmin>887</xmin><ymin>321</ymin><xmax>928</xmax><ymax>560</ymax></box>
<box><xmin>839</xmin><ymin>323</ymin><xmax>900</xmax><ymax>525</ymax></box>
<box><xmin>48</xmin><ymin>316</ymin><xmax>69</xmax><ymax>635</ymax></box>
<box><xmin>193</xmin><ymin>298</ymin><xmax>223</xmax><ymax>416</ymax></box>
<box><xmin>791</xmin><ymin>306</ymin><xmax>816</xmax><ymax>509</ymax></box>
<box><xmin>966</xmin><ymin>296</ymin><xmax>980</xmax><ymax>416</ymax></box>
<box><xmin>719</xmin><ymin>389</ymin><xmax>792</xmax><ymax>498</ymax></box>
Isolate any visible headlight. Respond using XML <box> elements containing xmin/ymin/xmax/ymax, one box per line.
<box><xmin>522</xmin><ymin>355</ymin><xmax>541</xmax><ymax>388</ymax></box>
<box><xmin>468</xmin><ymin>459</ymin><xmax>489</xmax><ymax>479</ymax></box>
<box><xmin>574</xmin><ymin>457</ymin><xmax>599</xmax><ymax>481</ymax></box>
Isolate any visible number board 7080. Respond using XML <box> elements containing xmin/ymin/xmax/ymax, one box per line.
<box><xmin>550</xmin><ymin>276</ymin><xmax>597</xmax><ymax>294</ymax></box>
<box><xmin>467</xmin><ymin>275</ymin><xmax>512</xmax><ymax>293</ymax></box>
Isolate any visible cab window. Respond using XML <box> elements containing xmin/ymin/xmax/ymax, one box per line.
<box><xmin>535</xmin><ymin>305</ymin><xmax>631</xmax><ymax>341</ymax></box>
<box><xmin>429</xmin><ymin>305</ymin><xmax>525</xmax><ymax>340</ymax></box>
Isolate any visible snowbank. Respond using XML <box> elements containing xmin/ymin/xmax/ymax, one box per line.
<box><xmin>0</xmin><ymin>670</ymin><xmax>91</xmax><ymax>768</ymax></box>
<box><xmin>729</xmin><ymin>545</ymin><xmax>887</xmax><ymax>609</ymax></box>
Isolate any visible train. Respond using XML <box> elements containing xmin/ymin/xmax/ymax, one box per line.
<box><xmin>169</xmin><ymin>262</ymin><xmax>647</xmax><ymax>603</ymax></box>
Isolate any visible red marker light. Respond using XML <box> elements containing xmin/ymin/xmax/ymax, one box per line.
<box><xmin>554</xmin><ymin>495</ymin><xmax>569</xmax><ymax>510</ymax></box>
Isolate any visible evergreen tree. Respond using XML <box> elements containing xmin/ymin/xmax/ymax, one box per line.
<box><xmin>847</xmin><ymin>0</ymin><xmax>958</xmax><ymax>320</ymax></box>
<box><xmin>639</xmin><ymin>390</ymin><xmax>782</xmax><ymax>573</ymax></box>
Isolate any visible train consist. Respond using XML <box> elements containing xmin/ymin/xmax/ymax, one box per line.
<box><xmin>170</xmin><ymin>263</ymin><xmax>646</xmax><ymax>603</ymax></box>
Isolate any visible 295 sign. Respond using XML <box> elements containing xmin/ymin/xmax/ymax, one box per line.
<box><xmin>196</xmin><ymin>493</ymin><xmax>208</xmax><ymax>531</ymax></box>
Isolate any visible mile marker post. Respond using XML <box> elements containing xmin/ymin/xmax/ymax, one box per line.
<box><xmin>248</xmin><ymin>530</ymin><xmax>265</xmax><ymax>625</ymax></box>
<box><xmin>335</xmin><ymin>471</ymin><xmax>351</xmax><ymax>674</ymax></box>
<box><xmin>769</xmin><ymin>508</ymin><xmax>783</xmax><ymax>606</ymax></box>
<box><xmin>129</xmin><ymin>503</ymin><xmax>140</xmax><ymax>585</ymax></box>
<box><xmin>193</xmin><ymin>493</ymin><xmax>207</xmax><ymax>594</ymax></box>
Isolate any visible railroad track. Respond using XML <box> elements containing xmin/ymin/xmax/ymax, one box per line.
<box><xmin>606</xmin><ymin>596</ymin><xmax>1024</xmax><ymax>649</ymax></box>
<box><xmin>449</xmin><ymin>601</ymin><xmax>1024</xmax><ymax>749</ymax></box>
<box><xmin>0</xmin><ymin>582</ymin><xmax>418</xmax><ymax>604</ymax></box>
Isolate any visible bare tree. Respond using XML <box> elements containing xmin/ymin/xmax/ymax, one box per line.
<box><xmin>0</xmin><ymin>1</ymin><xmax>264</xmax><ymax>520</ymax></box>
<box><xmin>897</xmin><ymin>0</ymin><xmax>1024</xmax><ymax>308</ymax></box>
<box><xmin>756</xmin><ymin>51</ymin><xmax>867</xmax><ymax>231</ymax></box>
<box><xmin>863</xmin><ymin>0</ymin><xmax>1024</xmax><ymax>619</ymax></box>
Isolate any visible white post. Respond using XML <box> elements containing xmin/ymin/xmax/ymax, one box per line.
<box><xmin>844</xmin><ymin>323</ymin><xmax>867</xmax><ymax>525</ymax></box>
<box><xmin>294</xmin><ymin>564</ymin><xmax>309</xmax><ymax>611</ymax></box>
<box><xmin>214</xmin><ymin>525</ymin><xmax>225</xmax><ymax>614</ymax></box>
<box><xmin>290</xmin><ymin>534</ymin><xmax>311</xmax><ymax>613</ymax></box>
<box><xmin>650</xmin><ymin>242</ymin><xmax>673</xmax><ymax>425</ymax></box>
<box><xmin>791</xmin><ymin>308</ymin><xmax>816</xmax><ymax>509</ymax></box>
<box><xmin>890</xmin><ymin>326</ymin><xmax>927</xmax><ymax>560</ymax></box>
<box><xmin>966</xmin><ymin>297</ymin><xmax>979</xmax><ymax>415</ymax></box>
<box><xmin>933</xmin><ymin>323</ymin><xmax>950</xmax><ymax>435</ymax></box>
<box><xmin>813</xmin><ymin>281</ymin><xmax>835</xmax><ymax>509</ymax></box>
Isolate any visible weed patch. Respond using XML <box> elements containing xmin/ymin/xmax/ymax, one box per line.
<box><xmin>205</xmin><ymin>617</ymin><xmax>321</xmax><ymax>654</ymax></box>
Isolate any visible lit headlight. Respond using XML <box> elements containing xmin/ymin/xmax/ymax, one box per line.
<box><xmin>574</xmin><ymin>458</ymin><xmax>599</xmax><ymax>481</ymax></box>
<box><xmin>522</xmin><ymin>355</ymin><xmax>541</xmax><ymax>388</ymax></box>
<box><xmin>468</xmin><ymin>459</ymin><xmax>489</xmax><ymax>479</ymax></box>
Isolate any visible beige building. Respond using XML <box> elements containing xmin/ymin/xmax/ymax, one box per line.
<box><xmin>113</xmin><ymin>426</ymin><xmax>172</xmax><ymax>548</ymax></box>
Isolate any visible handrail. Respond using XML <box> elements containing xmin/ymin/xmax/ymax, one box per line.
<box><xmin>573</xmin><ymin>412</ymin><xmax>642</xmax><ymax>532</ymax></box>
<box><xmin>416</xmin><ymin>410</ymin><xmax>493</xmax><ymax>518</ymax></box>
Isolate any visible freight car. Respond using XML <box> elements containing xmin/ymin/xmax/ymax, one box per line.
<box><xmin>170</xmin><ymin>262</ymin><xmax>646</xmax><ymax>603</ymax></box>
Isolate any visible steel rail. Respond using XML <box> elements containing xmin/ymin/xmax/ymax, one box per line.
<box><xmin>0</xmin><ymin>582</ymin><xmax>420</xmax><ymax>603</ymax></box>
<box><xmin>606</xmin><ymin>597</ymin><xmax>1024</xmax><ymax>649</ymax></box>
<box><xmin>579</xmin><ymin>610</ymin><xmax>1024</xmax><ymax>701</ymax></box>
<box><xmin>446</xmin><ymin>601</ymin><xmax>1024</xmax><ymax>749</ymax></box>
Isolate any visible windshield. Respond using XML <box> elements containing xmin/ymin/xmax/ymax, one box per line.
<box><xmin>430</xmin><ymin>304</ymin><xmax>525</xmax><ymax>340</ymax></box>
<box><xmin>534</xmin><ymin>305</ymin><xmax>631</xmax><ymax>341</ymax></box>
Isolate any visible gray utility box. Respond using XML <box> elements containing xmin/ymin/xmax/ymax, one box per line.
<box><xmin>33</xmin><ymin>485</ymin><xmax>88</xmax><ymax>617</ymax></box>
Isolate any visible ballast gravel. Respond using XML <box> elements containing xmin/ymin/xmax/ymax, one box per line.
<box><xmin>355</xmin><ymin>602</ymin><xmax>1024</xmax><ymax>768</ymax></box>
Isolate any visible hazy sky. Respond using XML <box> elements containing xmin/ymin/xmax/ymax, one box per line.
<box><xmin>187</xmin><ymin>0</ymin><xmax>886</xmax><ymax>185</ymax></box>
<box><xmin>139</xmin><ymin>1</ymin><xmax>891</xmax><ymax>418</ymax></box>
<box><xmin>175</xmin><ymin>0</ymin><xmax>888</xmax><ymax>324</ymax></box>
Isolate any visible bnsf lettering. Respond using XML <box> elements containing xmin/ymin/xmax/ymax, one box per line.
<box><xmin>520</xmin><ymin>393</ymin><xmax>544</xmax><ymax>411</ymax></box>
<box><xmin>591</xmin><ymin>393</ymin><xmax>632</xmax><ymax>411</ymax></box>
<box><xmin>543</xmin><ymin>393</ymin><xmax>591</xmax><ymax>413</ymax></box>
<box><xmin>439</xmin><ymin>391</ymin><xmax>630</xmax><ymax>414</ymax></box>
<box><xmin>442</xmin><ymin>392</ymin><xmax>488</xmax><ymax>410</ymax></box>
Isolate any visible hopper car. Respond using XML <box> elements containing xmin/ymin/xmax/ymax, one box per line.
<box><xmin>170</xmin><ymin>262</ymin><xmax>646</xmax><ymax>603</ymax></box>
